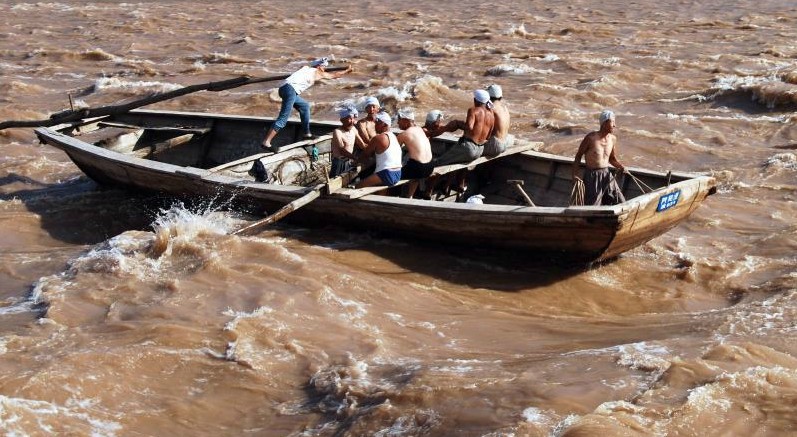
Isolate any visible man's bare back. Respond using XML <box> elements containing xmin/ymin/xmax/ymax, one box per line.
<box><xmin>491</xmin><ymin>100</ymin><xmax>510</xmax><ymax>140</ymax></box>
<box><xmin>397</xmin><ymin>125</ymin><xmax>432</xmax><ymax>163</ymax></box>
<box><xmin>465</xmin><ymin>105</ymin><xmax>494</xmax><ymax>145</ymax></box>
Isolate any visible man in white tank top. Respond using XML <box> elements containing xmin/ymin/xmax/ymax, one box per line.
<box><xmin>261</xmin><ymin>57</ymin><xmax>351</xmax><ymax>152</ymax></box>
<box><xmin>355</xmin><ymin>112</ymin><xmax>402</xmax><ymax>188</ymax></box>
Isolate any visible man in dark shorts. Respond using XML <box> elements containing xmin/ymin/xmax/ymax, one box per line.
<box><xmin>396</xmin><ymin>109</ymin><xmax>434</xmax><ymax>198</ymax></box>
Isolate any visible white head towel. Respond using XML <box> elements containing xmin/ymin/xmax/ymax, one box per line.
<box><xmin>599</xmin><ymin>110</ymin><xmax>615</xmax><ymax>126</ymax></box>
<box><xmin>310</xmin><ymin>57</ymin><xmax>329</xmax><ymax>68</ymax></box>
<box><xmin>425</xmin><ymin>110</ymin><xmax>443</xmax><ymax>125</ymax></box>
<box><xmin>364</xmin><ymin>96</ymin><xmax>380</xmax><ymax>108</ymax></box>
<box><xmin>486</xmin><ymin>84</ymin><xmax>502</xmax><ymax>99</ymax></box>
<box><xmin>474</xmin><ymin>89</ymin><xmax>493</xmax><ymax>109</ymax></box>
<box><xmin>338</xmin><ymin>106</ymin><xmax>358</xmax><ymax>119</ymax></box>
<box><xmin>397</xmin><ymin>109</ymin><xmax>415</xmax><ymax>121</ymax></box>
<box><xmin>375</xmin><ymin>111</ymin><xmax>392</xmax><ymax>127</ymax></box>
<box><xmin>474</xmin><ymin>89</ymin><xmax>490</xmax><ymax>103</ymax></box>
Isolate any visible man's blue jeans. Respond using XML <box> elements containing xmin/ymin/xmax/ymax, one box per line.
<box><xmin>272</xmin><ymin>83</ymin><xmax>310</xmax><ymax>135</ymax></box>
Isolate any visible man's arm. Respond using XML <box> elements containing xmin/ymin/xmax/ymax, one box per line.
<box><xmin>445</xmin><ymin>120</ymin><xmax>464</xmax><ymax>132</ymax></box>
<box><xmin>354</xmin><ymin>131</ymin><xmax>368</xmax><ymax>151</ymax></box>
<box><xmin>396</xmin><ymin>131</ymin><xmax>407</xmax><ymax>148</ymax></box>
<box><xmin>357</xmin><ymin>134</ymin><xmax>388</xmax><ymax>164</ymax></box>
<box><xmin>317</xmin><ymin>65</ymin><xmax>352</xmax><ymax>80</ymax></box>
<box><xmin>355</xmin><ymin>120</ymin><xmax>371</xmax><ymax>142</ymax></box>
<box><xmin>572</xmin><ymin>136</ymin><xmax>590</xmax><ymax>180</ymax></box>
<box><xmin>608</xmin><ymin>143</ymin><xmax>625</xmax><ymax>173</ymax></box>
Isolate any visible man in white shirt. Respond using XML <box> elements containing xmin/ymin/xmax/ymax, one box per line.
<box><xmin>261</xmin><ymin>57</ymin><xmax>351</xmax><ymax>152</ymax></box>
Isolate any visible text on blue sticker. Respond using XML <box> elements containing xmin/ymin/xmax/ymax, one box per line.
<box><xmin>657</xmin><ymin>190</ymin><xmax>681</xmax><ymax>212</ymax></box>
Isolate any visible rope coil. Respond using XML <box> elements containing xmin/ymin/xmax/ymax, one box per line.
<box><xmin>570</xmin><ymin>178</ymin><xmax>585</xmax><ymax>206</ymax></box>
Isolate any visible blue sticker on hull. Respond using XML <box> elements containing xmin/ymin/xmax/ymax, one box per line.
<box><xmin>657</xmin><ymin>190</ymin><xmax>681</xmax><ymax>212</ymax></box>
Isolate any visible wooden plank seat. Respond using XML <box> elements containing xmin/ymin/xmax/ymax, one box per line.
<box><xmin>330</xmin><ymin>141</ymin><xmax>542</xmax><ymax>200</ymax></box>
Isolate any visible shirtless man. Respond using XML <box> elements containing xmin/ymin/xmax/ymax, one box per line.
<box><xmin>433</xmin><ymin>89</ymin><xmax>495</xmax><ymax>166</ymax></box>
<box><xmin>356</xmin><ymin>96</ymin><xmax>380</xmax><ymax>143</ymax></box>
<box><xmin>571</xmin><ymin>110</ymin><xmax>627</xmax><ymax>205</ymax></box>
<box><xmin>355</xmin><ymin>112</ymin><xmax>402</xmax><ymax>188</ymax></box>
<box><xmin>329</xmin><ymin>106</ymin><xmax>367</xmax><ymax>178</ymax></box>
<box><xmin>482</xmin><ymin>84</ymin><xmax>514</xmax><ymax>157</ymax></box>
<box><xmin>396</xmin><ymin>109</ymin><xmax>434</xmax><ymax>198</ymax></box>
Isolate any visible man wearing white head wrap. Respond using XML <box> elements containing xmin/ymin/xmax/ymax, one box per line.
<box><xmin>261</xmin><ymin>57</ymin><xmax>352</xmax><ymax>151</ymax></box>
<box><xmin>356</xmin><ymin>96</ymin><xmax>381</xmax><ymax>143</ymax></box>
<box><xmin>396</xmin><ymin>109</ymin><xmax>434</xmax><ymax>198</ymax></box>
<box><xmin>426</xmin><ymin>110</ymin><xmax>442</xmax><ymax>125</ymax></box>
<box><xmin>571</xmin><ymin>109</ymin><xmax>627</xmax><ymax>206</ymax></box>
<box><xmin>432</xmin><ymin>88</ymin><xmax>495</xmax><ymax>166</ymax></box>
<box><xmin>486</xmin><ymin>84</ymin><xmax>502</xmax><ymax>99</ymax></box>
<box><xmin>421</xmin><ymin>109</ymin><xmax>461</xmax><ymax>139</ymax></box>
<box><xmin>483</xmin><ymin>83</ymin><xmax>514</xmax><ymax>157</ymax></box>
<box><xmin>329</xmin><ymin>105</ymin><xmax>366</xmax><ymax>178</ymax></box>
<box><xmin>397</xmin><ymin>109</ymin><xmax>415</xmax><ymax>121</ymax></box>
<box><xmin>309</xmin><ymin>57</ymin><xmax>329</xmax><ymax>68</ymax></box>
<box><xmin>374</xmin><ymin>111</ymin><xmax>392</xmax><ymax>127</ymax></box>
<box><xmin>599</xmin><ymin>110</ymin><xmax>615</xmax><ymax>126</ymax></box>
<box><xmin>473</xmin><ymin>89</ymin><xmax>493</xmax><ymax>109</ymax></box>
<box><xmin>356</xmin><ymin>111</ymin><xmax>402</xmax><ymax>188</ymax></box>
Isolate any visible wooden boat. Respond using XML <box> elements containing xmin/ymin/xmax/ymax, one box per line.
<box><xmin>34</xmin><ymin>109</ymin><xmax>716</xmax><ymax>262</ymax></box>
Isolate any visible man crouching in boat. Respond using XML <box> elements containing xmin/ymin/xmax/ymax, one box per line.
<box><xmin>571</xmin><ymin>110</ymin><xmax>627</xmax><ymax>206</ymax></box>
<box><xmin>355</xmin><ymin>112</ymin><xmax>402</xmax><ymax>188</ymax></box>
<box><xmin>330</xmin><ymin>106</ymin><xmax>366</xmax><ymax>178</ymax></box>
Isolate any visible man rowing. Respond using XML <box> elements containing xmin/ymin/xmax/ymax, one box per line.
<box><xmin>432</xmin><ymin>89</ymin><xmax>495</xmax><ymax>166</ymax></box>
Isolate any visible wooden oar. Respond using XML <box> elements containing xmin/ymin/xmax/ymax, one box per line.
<box><xmin>0</xmin><ymin>66</ymin><xmax>349</xmax><ymax>131</ymax></box>
<box><xmin>233</xmin><ymin>184</ymin><xmax>325</xmax><ymax>236</ymax></box>
<box><xmin>231</xmin><ymin>163</ymin><xmax>360</xmax><ymax>236</ymax></box>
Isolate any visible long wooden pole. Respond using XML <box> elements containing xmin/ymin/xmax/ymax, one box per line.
<box><xmin>0</xmin><ymin>66</ymin><xmax>348</xmax><ymax>131</ymax></box>
<box><xmin>232</xmin><ymin>184</ymin><xmax>325</xmax><ymax>236</ymax></box>
<box><xmin>232</xmin><ymin>165</ymin><xmax>357</xmax><ymax>236</ymax></box>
